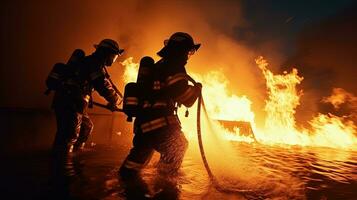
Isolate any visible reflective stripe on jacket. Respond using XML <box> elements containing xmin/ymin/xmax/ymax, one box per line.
<box><xmin>164</xmin><ymin>73</ymin><xmax>199</xmax><ymax>107</ymax></box>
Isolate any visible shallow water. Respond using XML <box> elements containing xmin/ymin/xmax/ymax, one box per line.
<box><xmin>1</xmin><ymin>143</ymin><xmax>356</xmax><ymax>200</ymax></box>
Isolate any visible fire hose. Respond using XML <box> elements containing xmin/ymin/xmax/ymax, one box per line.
<box><xmin>190</xmin><ymin>76</ymin><xmax>253</xmax><ymax>195</ymax></box>
<box><xmin>181</xmin><ymin>75</ymin><xmax>227</xmax><ymax>191</ymax></box>
<box><xmin>196</xmin><ymin>92</ymin><xmax>220</xmax><ymax>186</ymax></box>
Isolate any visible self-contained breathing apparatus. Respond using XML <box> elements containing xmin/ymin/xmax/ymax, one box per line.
<box><xmin>122</xmin><ymin>56</ymin><xmax>155</xmax><ymax>122</ymax></box>
<box><xmin>122</xmin><ymin>55</ymin><xmax>201</xmax><ymax>125</ymax></box>
<box><xmin>45</xmin><ymin>49</ymin><xmax>85</xmax><ymax>95</ymax></box>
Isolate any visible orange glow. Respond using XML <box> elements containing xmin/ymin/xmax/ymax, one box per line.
<box><xmin>121</xmin><ymin>57</ymin><xmax>357</xmax><ymax>150</ymax></box>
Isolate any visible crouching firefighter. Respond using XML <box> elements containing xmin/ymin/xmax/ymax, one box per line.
<box><xmin>46</xmin><ymin>39</ymin><xmax>124</xmax><ymax>155</ymax></box>
<box><xmin>119</xmin><ymin>32</ymin><xmax>202</xmax><ymax>178</ymax></box>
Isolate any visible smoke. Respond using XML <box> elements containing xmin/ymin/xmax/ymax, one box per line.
<box><xmin>1</xmin><ymin>0</ymin><xmax>269</xmax><ymax>126</ymax></box>
<box><xmin>321</xmin><ymin>88</ymin><xmax>357</xmax><ymax>123</ymax></box>
<box><xmin>283</xmin><ymin>4</ymin><xmax>357</xmax><ymax>125</ymax></box>
<box><xmin>2</xmin><ymin>0</ymin><xmax>356</xmax><ymax>125</ymax></box>
<box><xmin>2</xmin><ymin>0</ymin><xmax>356</xmax><ymax>131</ymax></box>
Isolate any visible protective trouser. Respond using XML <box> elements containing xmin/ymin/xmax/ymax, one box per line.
<box><xmin>119</xmin><ymin>125</ymin><xmax>188</xmax><ymax>178</ymax></box>
<box><xmin>52</xmin><ymin>107</ymin><xmax>94</xmax><ymax>154</ymax></box>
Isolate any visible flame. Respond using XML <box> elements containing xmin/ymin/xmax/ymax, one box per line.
<box><xmin>122</xmin><ymin>57</ymin><xmax>139</xmax><ymax>83</ymax></box>
<box><xmin>255</xmin><ymin>56</ymin><xmax>357</xmax><ymax>149</ymax></box>
<box><xmin>254</xmin><ymin>56</ymin><xmax>304</xmax><ymax>145</ymax></box>
<box><xmin>121</xmin><ymin>57</ymin><xmax>357</xmax><ymax>150</ymax></box>
<box><xmin>308</xmin><ymin>113</ymin><xmax>357</xmax><ymax>148</ymax></box>
<box><xmin>187</xmin><ymin>71</ymin><xmax>257</xmax><ymax>143</ymax></box>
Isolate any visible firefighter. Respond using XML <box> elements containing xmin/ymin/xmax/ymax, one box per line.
<box><xmin>49</xmin><ymin>39</ymin><xmax>124</xmax><ymax>155</ymax></box>
<box><xmin>119</xmin><ymin>32</ymin><xmax>202</xmax><ymax>178</ymax></box>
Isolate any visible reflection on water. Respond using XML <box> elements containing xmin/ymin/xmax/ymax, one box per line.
<box><xmin>4</xmin><ymin>144</ymin><xmax>356</xmax><ymax>199</ymax></box>
<box><xmin>228</xmin><ymin>144</ymin><xmax>357</xmax><ymax>199</ymax></box>
<box><xmin>44</xmin><ymin>144</ymin><xmax>357</xmax><ymax>200</ymax></box>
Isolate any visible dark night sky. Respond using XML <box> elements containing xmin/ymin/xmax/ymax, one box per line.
<box><xmin>235</xmin><ymin>0</ymin><xmax>355</xmax><ymax>59</ymax></box>
<box><xmin>238</xmin><ymin>0</ymin><xmax>356</xmax><ymax>56</ymax></box>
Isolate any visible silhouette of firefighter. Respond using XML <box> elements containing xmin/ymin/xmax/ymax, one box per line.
<box><xmin>46</xmin><ymin>39</ymin><xmax>124</xmax><ymax>155</ymax></box>
<box><xmin>119</xmin><ymin>32</ymin><xmax>202</xmax><ymax>179</ymax></box>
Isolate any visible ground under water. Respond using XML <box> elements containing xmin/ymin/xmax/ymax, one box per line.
<box><xmin>1</xmin><ymin>142</ymin><xmax>356</xmax><ymax>200</ymax></box>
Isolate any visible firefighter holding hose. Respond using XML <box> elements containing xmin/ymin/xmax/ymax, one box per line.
<box><xmin>119</xmin><ymin>32</ymin><xmax>202</xmax><ymax>178</ymax></box>
<box><xmin>46</xmin><ymin>39</ymin><xmax>124</xmax><ymax>156</ymax></box>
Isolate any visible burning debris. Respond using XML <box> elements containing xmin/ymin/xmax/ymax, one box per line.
<box><xmin>217</xmin><ymin>120</ymin><xmax>257</xmax><ymax>142</ymax></box>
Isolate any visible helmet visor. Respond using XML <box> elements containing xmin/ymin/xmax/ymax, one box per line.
<box><xmin>188</xmin><ymin>48</ymin><xmax>196</xmax><ymax>56</ymax></box>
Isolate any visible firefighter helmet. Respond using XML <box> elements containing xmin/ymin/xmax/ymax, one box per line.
<box><xmin>165</xmin><ymin>32</ymin><xmax>200</xmax><ymax>51</ymax></box>
<box><xmin>158</xmin><ymin>32</ymin><xmax>200</xmax><ymax>57</ymax></box>
<box><xmin>94</xmin><ymin>39</ymin><xmax>124</xmax><ymax>55</ymax></box>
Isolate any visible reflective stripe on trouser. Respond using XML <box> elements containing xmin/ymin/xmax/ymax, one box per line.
<box><xmin>121</xmin><ymin>156</ymin><xmax>152</xmax><ymax>171</ymax></box>
<box><xmin>52</xmin><ymin>108</ymin><xmax>93</xmax><ymax>152</ymax></box>
<box><xmin>121</xmin><ymin>145</ymin><xmax>154</xmax><ymax>172</ymax></box>
<box><xmin>120</xmin><ymin>126</ymin><xmax>188</xmax><ymax>174</ymax></box>
<box><xmin>75</xmin><ymin>114</ymin><xmax>93</xmax><ymax>146</ymax></box>
<box><xmin>140</xmin><ymin>115</ymin><xmax>180</xmax><ymax>133</ymax></box>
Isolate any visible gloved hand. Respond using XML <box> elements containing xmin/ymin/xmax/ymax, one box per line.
<box><xmin>107</xmin><ymin>101</ymin><xmax>120</xmax><ymax>112</ymax></box>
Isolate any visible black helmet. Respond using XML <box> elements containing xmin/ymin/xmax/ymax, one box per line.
<box><xmin>165</xmin><ymin>32</ymin><xmax>201</xmax><ymax>51</ymax></box>
<box><xmin>158</xmin><ymin>32</ymin><xmax>201</xmax><ymax>57</ymax></box>
<box><xmin>94</xmin><ymin>39</ymin><xmax>124</xmax><ymax>55</ymax></box>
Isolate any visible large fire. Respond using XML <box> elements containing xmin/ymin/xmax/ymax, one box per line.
<box><xmin>120</xmin><ymin>57</ymin><xmax>357</xmax><ymax>150</ymax></box>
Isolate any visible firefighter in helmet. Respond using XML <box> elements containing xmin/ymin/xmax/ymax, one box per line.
<box><xmin>119</xmin><ymin>32</ymin><xmax>202</xmax><ymax>178</ymax></box>
<box><xmin>48</xmin><ymin>39</ymin><xmax>124</xmax><ymax>155</ymax></box>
